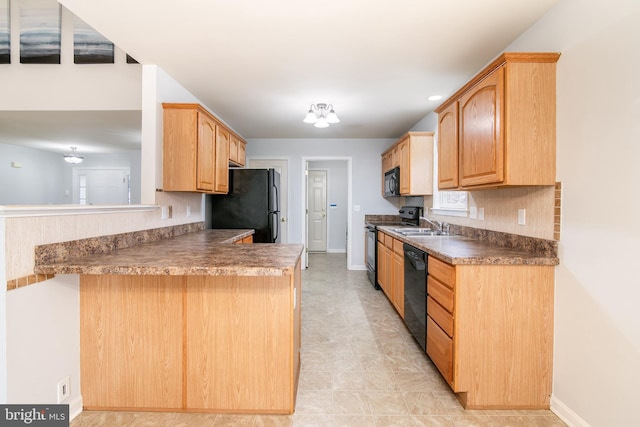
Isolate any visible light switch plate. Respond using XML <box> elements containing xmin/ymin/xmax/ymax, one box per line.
<box><xmin>478</xmin><ymin>207</ymin><xmax>485</xmax><ymax>220</ymax></box>
<box><xmin>518</xmin><ymin>209</ymin><xmax>526</xmax><ymax>225</ymax></box>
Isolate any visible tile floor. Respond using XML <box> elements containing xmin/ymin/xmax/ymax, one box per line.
<box><xmin>70</xmin><ymin>253</ymin><xmax>567</xmax><ymax>427</ymax></box>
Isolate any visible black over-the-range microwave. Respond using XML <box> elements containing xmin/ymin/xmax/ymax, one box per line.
<box><xmin>384</xmin><ymin>167</ymin><xmax>400</xmax><ymax>197</ymax></box>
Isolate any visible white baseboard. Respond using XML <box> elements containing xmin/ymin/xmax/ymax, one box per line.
<box><xmin>551</xmin><ymin>396</ymin><xmax>591</xmax><ymax>427</ymax></box>
<box><xmin>349</xmin><ymin>264</ymin><xmax>367</xmax><ymax>271</ymax></box>
<box><xmin>68</xmin><ymin>395</ymin><xmax>83</xmax><ymax>421</ymax></box>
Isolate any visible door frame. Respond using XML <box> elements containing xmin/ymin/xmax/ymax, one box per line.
<box><xmin>301</xmin><ymin>157</ymin><xmax>352</xmax><ymax>269</ymax></box>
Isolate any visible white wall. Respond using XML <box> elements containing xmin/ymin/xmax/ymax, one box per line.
<box><xmin>0</xmin><ymin>144</ymin><xmax>69</xmax><ymax>204</ymax></box>
<box><xmin>0</xmin><ymin>1</ymin><xmax>141</xmax><ymax>111</ymax></box>
<box><xmin>6</xmin><ymin>276</ymin><xmax>79</xmax><ymax>406</ymax></box>
<box><xmin>247</xmin><ymin>138</ymin><xmax>398</xmax><ymax>268</ymax></box>
<box><xmin>505</xmin><ymin>1</ymin><xmax>640</xmax><ymax>425</ymax></box>
<box><xmin>308</xmin><ymin>160</ymin><xmax>348</xmax><ymax>252</ymax></box>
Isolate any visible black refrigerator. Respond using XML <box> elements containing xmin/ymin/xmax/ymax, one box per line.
<box><xmin>210</xmin><ymin>169</ymin><xmax>281</xmax><ymax>243</ymax></box>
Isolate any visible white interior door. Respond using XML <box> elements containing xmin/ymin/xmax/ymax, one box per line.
<box><xmin>307</xmin><ymin>170</ymin><xmax>327</xmax><ymax>252</ymax></box>
<box><xmin>73</xmin><ymin>168</ymin><xmax>130</xmax><ymax>205</ymax></box>
<box><xmin>247</xmin><ymin>159</ymin><xmax>289</xmax><ymax>243</ymax></box>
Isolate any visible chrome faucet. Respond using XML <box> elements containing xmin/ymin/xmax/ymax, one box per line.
<box><xmin>422</xmin><ymin>217</ymin><xmax>450</xmax><ymax>234</ymax></box>
<box><xmin>422</xmin><ymin>217</ymin><xmax>442</xmax><ymax>232</ymax></box>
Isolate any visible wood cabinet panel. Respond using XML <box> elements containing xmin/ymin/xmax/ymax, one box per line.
<box><xmin>163</xmin><ymin>103</ymin><xmax>246</xmax><ymax>194</ymax></box>
<box><xmin>80</xmin><ymin>263</ymin><xmax>301</xmax><ymax>414</ymax></box>
<box><xmin>437</xmin><ymin>102</ymin><xmax>459</xmax><ymax>189</ymax></box>
<box><xmin>427</xmin><ymin>295</ymin><xmax>453</xmax><ymax>337</ymax></box>
<box><xmin>424</xmin><ymin>254</ymin><xmax>555</xmax><ymax>409</ymax></box>
<box><xmin>434</xmin><ymin>53</ymin><xmax>559</xmax><ymax>190</ymax></box>
<box><xmin>229</xmin><ymin>135</ymin><xmax>247</xmax><ymax>167</ymax></box>
<box><xmin>381</xmin><ymin>132</ymin><xmax>434</xmax><ymax>196</ymax></box>
<box><xmin>214</xmin><ymin>125</ymin><xmax>230</xmax><ymax>193</ymax></box>
<box><xmin>377</xmin><ymin>240</ymin><xmax>389</xmax><ymax>294</ymax></box>
<box><xmin>428</xmin><ymin>256</ymin><xmax>455</xmax><ymax>287</ymax></box>
<box><xmin>237</xmin><ymin>139</ymin><xmax>246</xmax><ymax>166</ymax></box>
<box><xmin>459</xmin><ymin>68</ymin><xmax>504</xmax><ymax>187</ymax></box>
<box><xmin>185</xmin><ymin>275</ymin><xmax>292</xmax><ymax>412</ymax></box>
<box><xmin>377</xmin><ymin>232</ymin><xmax>404</xmax><ymax>317</ymax></box>
<box><xmin>427</xmin><ymin>276</ymin><xmax>454</xmax><ymax>312</ymax></box>
<box><xmin>80</xmin><ymin>275</ymin><xmax>184</xmax><ymax>410</ymax></box>
<box><xmin>162</xmin><ymin>107</ymin><xmax>198</xmax><ymax>192</ymax></box>
<box><xmin>196</xmin><ymin>113</ymin><xmax>216</xmax><ymax>191</ymax></box>
<box><xmin>454</xmin><ymin>264</ymin><xmax>554</xmax><ymax>408</ymax></box>
<box><xmin>392</xmin><ymin>247</ymin><xmax>404</xmax><ymax>318</ymax></box>
<box><xmin>427</xmin><ymin>316</ymin><xmax>453</xmax><ymax>386</ymax></box>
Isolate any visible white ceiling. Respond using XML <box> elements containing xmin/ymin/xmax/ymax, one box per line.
<box><xmin>6</xmin><ymin>0</ymin><xmax>562</xmax><ymax>149</ymax></box>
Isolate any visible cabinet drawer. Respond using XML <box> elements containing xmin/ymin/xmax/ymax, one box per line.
<box><xmin>426</xmin><ymin>316</ymin><xmax>453</xmax><ymax>386</ymax></box>
<box><xmin>385</xmin><ymin>233</ymin><xmax>394</xmax><ymax>247</ymax></box>
<box><xmin>427</xmin><ymin>276</ymin><xmax>454</xmax><ymax>312</ymax></box>
<box><xmin>427</xmin><ymin>296</ymin><xmax>453</xmax><ymax>337</ymax></box>
<box><xmin>428</xmin><ymin>256</ymin><xmax>455</xmax><ymax>288</ymax></box>
<box><xmin>393</xmin><ymin>238</ymin><xmax>403</xmax><ymax>255</ymax></box>
<box><xmin>378</xmin><ymin>231</ymin><xmax>385</xmax><ymax>243</ymax></box>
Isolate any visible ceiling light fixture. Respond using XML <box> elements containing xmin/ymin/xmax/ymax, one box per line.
<box><xmin>64</xmin><ymin>146</ymin><xmax>84</xmax><ymax>164</ymax></box>
<box><xmin>303</xmin><ymin>103</ymin><xmax>340</xmax><ymax>128</ymax></box>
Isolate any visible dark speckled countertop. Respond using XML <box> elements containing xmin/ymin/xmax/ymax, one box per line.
<box><xmin>35</xmin><ymin>230</ymin><xmax>304</xmax><ymax>277</ymax></box>
<box><xmin>377</xmin><ymin>226</ymin><xmax>559</xmax><ymax>266</ymax></box>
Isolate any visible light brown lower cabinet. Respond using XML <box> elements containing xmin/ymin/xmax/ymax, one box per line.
<box><xmin>80</xmin><ymin>261</ymin><xmax>301</xmax><ymax>414</ymax></box>
<box><xmin>377</xmin><ymin>231</ymin><xmax>404</xmax><ymax>318</ymax></box>
<box><xmin>426</xmin><ymin>256</ymin><xmax>554</xmax><ymax>409</ymax></box>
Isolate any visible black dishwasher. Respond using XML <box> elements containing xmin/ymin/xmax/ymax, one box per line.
<box><xmin>403</xmin><ymin>243</ymin><xmax>427</xmax><ymax>351</ymax></box>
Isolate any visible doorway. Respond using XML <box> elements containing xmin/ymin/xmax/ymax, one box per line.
<box><xmin>303</xmin><ymin>157</ymin><xmax>352</xmax><ymax>269</ymax></box>
<box><xmin>247</xmin><ymin>158</ymin><xmax>289</xmax><ymax>243</ymax></box>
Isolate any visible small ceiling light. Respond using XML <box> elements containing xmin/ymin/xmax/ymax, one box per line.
<box><xmin>427</xmin><ymin>95</ymin><xmax>443</xmax><ymax>101</ymax></box>
<box><xmin>64</xmin><ymin>146</ymin><xmax>84</xmax><ymax>164</ymax></box>
<box><xmin>303</xmin><ymin>103</ymin><xmax>339</xmax><ymax>128</ymax></box>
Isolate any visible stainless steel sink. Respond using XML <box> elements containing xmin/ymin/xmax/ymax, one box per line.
<box><xmin>390</xmin><ymin>228</ymin><xmax>448</xmax><ymax>236</ymax></box>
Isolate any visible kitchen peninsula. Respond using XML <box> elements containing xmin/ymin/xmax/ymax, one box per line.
<box><xmin>35</xmin><ymin>229</ymin><xmax>303</xmax><ymax>415</ymax></box>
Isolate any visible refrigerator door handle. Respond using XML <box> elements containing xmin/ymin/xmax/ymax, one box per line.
<box><xmin>273</xmin><ymin>183</ymin><xmax>279</xmax><ymax>213</ymax></box>
<box><xmin>269</xmin><ymin>211</ymin><xmax>279</xmax><ymax>243</ymax></box>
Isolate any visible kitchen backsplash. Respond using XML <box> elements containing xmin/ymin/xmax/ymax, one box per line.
<box><xmin>426</xmin><ymin>184</ymin><xmax>558</xmax><ymax>241</ymax></box>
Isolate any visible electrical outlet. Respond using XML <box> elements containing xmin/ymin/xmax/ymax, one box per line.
<box><xmin>57</xmin><ymin>377</ymin><xmax>70</xmax><ymax>403</ymax></box>
<box><xmin>161</xmin><ymin>206</ymin><xmax>168</xmax><ymax>219</ymax></box>
<box><xmin>186</xmin><ymin>205</ymin><xmax>192</xmax><ymax>218</ymax></box>
<box><xmin>518</xmin><ymin>208</ymin><xmax>526</xmax><ymax>225</ymax></box>
<box><xmin>469</xmin><ymin>206</ymin><xmax>477</xmax><ymax>219</ymax></box>
<box><xmin>478</xmin><ymin>207</ymin><xmax>485</xmax><ymax>220</ymax></box>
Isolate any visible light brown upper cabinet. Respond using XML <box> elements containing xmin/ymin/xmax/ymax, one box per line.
<box><xmin>214</xmin><ymin>124</ymin><xmax>230</xmax><ymax>193</ymax></box>
<box><xmin>229</xmin><ymin>134</ymin><xmax>246</xmax><ymax>167</ymax></box>
<box><xmin>435</xmin><ymin>53</ymin><xmax>560</xmax><ymax>190</ymax></box>
<box><xmin>381</xmin><ymin>132</ymin><xmax>434</xmax><ymax>196</ymax></box>
<box><xmin>437</xmin><ymin>101</ymin><xmax>459</xmax><ymax>189</ymax></box>
<box><xmin>163</xmin><ymin>103</ymin><xmax>245</xmax><ymax>194</ymax></box>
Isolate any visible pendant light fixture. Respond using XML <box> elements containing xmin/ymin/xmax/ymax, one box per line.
<box><xmin>63</xmin><ymin>146</ymin><xmax>84</xmax><ymax>164</ymax></box>
<box><xmin>303</xmin><ymin>103</ymin><xmax>340</xmax><ymax>128</ymax></box>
